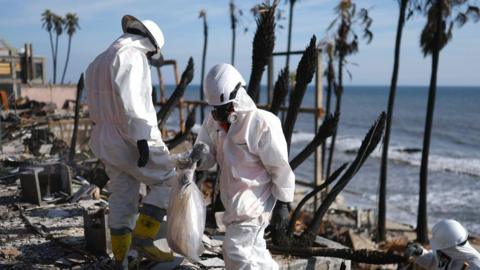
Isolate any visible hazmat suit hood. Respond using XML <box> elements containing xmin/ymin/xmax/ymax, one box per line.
<box><xmin>204</xmin><ymin>63</ymin><xmax>256</xmax><ymax>123</ymax></box>
<box><xmin>231</xmin><ymin>87</ymin><xmax>256</xmax><ymax>113</ymax></box>
<box><xmin>122</xmin><ymin>15</ymin><xmax>165</xmax><ymax>51</ymax></box>
<box><xmin>438</xmin><ymin>242</ymin><xmax>480</xmax><ymax>270</ymax></box>
<box><xmin>113</xmin><ymin>33</ymin><xmax>156</xmax><ymax>55</ymax></box>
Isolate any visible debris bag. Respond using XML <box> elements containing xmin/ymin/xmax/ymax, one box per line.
<box><xmin>166</xmin><ymin>166</ymin><xmax>206</xmax><ymax>262</ymax></box>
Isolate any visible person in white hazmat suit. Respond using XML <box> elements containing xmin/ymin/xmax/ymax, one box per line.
<box><xmin>194</xmin><ymin>63</ymin><xmax>296</xmax><ymax>270</ymax></box>
<box><xmin>85</xmin><ymin>15</ymin><xmax>175</xmax><ymax>268</ymax></box>
<box><xmin>406</xmin><ymin>219</ymin><xmax>480</xmax><ymax>270</ymax></box>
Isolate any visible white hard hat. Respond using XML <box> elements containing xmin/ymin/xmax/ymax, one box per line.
<box><xmin>204</xmin><ymin>63</ymin><xmax>246</xmax><ymax>106</ymax></box>
<box><xmin>431</xmin><ymin>219</ymin><xmax>468</xmax><ymax>250</ymax></box>
<box><xmin>121</xmin><ymin>15</ymin><xmax>165</xmax><ymax>50</ymax></box>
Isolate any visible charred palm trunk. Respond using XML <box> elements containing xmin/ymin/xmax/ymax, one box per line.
<box><xmin>68</xmin><ymin>74</ymin><xmax>84</xmax><ymax>163</ymax></box>
<box><xmin>300</xmin><ymin>113</ymin><xmax>386</xmax><ymax>246</ymax></box>
<box><xmin>378</xmin><ymin>0</ymin><xmax>408</xmax><ymax>242</ymax></box>
<box><xmin>322</xmin><ymin>57</ymin><xmax>335</xmax><ymax>178</ymax></box>
<box><xmin>166</xmin><ymin>106</ymin><xmax>196</xmax><ymax>149</ymax></box>
<box><xmin>417</xmin><ymin>0</ymin><xmax>443</xmax><ymax>245</ymax></box>
<box><xmin>247</xmin><ymin>4</ymin><xmax>276</xmax><ymax>102</ymax></box>
<box><xmin>289</xmin><ymin>113</ymin><xmax>338</xmax><ymax>170</ymax></box>
<box><xmin>230</xmin><ymin>1</ymin><xmax>236</xmax><ymax>66</ymax></box>
<box><xmin>61</xmin><ymin>35</ymin><xmax>72</xmax><ymax>84</ymax></box>
<box><xmin>285</xmin><ymin>0</ymin><xmax>295</xmax><ymax>68</ymax></box>
<box><xmin>200</xmin><ymin>15</ymin><xmax>208</xmax><ymax>122</ymax></box>
<box><xmin>283</xmin><ymin>36</ymin><xmax>317</xmax><ymax>151</ymax></box>
<box><xmin>326</xmin><ymin>56</ymin><xmax>344</xmax><ymax>178</ymax></box>
<box><xmin>269</xmin><ymin>67</ymin><xmax>289</xmax><ymax>115</ymax></box>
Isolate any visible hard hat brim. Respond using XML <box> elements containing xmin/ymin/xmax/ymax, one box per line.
<box><xmin>121</xmin><ymin>15</ymin><xmax>160</xmax><ymax>50</ymax></box>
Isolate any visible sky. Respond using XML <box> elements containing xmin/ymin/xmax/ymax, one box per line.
<box><xmin>0</xmin><ymin>0</ymin><xmax>479</xmax><ymax>86</ymax></box>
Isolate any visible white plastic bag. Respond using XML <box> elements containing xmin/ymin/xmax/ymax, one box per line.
<box><xmin>166</xmin><ymin>166</ymin><xmax>206</xmax><ymax>262</ymax></box>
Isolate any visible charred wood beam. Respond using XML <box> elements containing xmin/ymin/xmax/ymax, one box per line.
<box><xmin>68</xmin><ymin>74</ymin><xmax>84</xmax><ymax>163</ymax></box>
<box><xmin>166</xmin><ymin>106</ymin><xmax>197</xmax><ymax>150</ymax></box>
<box><xmin>269</xmin><ymin>67</ymin><xmax>289</xmax><ymax>116</ymax></box>
<box><xmin>300</xmin><ymin>112</ymin><xmax>386</xmax><ymax>245</ymax></box>
<box><xmin>289</xmin><ymin>113</ymin><xmax>338</xmax><ymax>170</ymax></box>
<box><xmin>269</xmin><ymin>245</ymin><xmax>407</xmax><ymax>265</ymax></box>
<box><xmin>283</xmin><ymin>36</ymin><xmax>317</xmax><ymax>151</ymax></box>
<box><xmin>157</xmin><ymin>58</ymin><xmax>194</xmax><ymax>129</ymax></box>
<box><xmin>247</xmin><ymin>3</ymin><xmax>276</xmax><ymax>102</ymax></box>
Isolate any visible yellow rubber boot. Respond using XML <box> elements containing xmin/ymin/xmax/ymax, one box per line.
<box><xmin>133</xmin><ymin>213</ymin><xmax>174</xmax><ymax>262</ymax></box>
<box><xmin>110</xmin><ymin>230</ymin><xmax>132</xmax><ymax>269</ymax></box>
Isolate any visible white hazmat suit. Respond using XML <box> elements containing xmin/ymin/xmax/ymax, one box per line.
<box><xmin>195</xmin><ymin>63</ymin><xmax>296</xmax><ymax>270</ymax></box>
<box><xmin>86</xmin><ymin>33</ymin><xmax>174</xmax><ymax>230</ymax></box>
<box><xmin>413</xmin><ymin>220</ymin><xmax>480</xmax><ymax>270</ymax></box>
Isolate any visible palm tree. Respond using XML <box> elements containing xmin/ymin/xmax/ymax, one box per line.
<box><xmin>417</xmin><ymin>0</ymin><xmax>479</xmax><ymax>244</ymax></box>
<box><xmin>377</xmin><ymin>0</ymin><xmax>421</xmax><ymax>243</ymax></box>
<box><xmin>41</xmin><ymin>10</ymin><xmax>55</xmax><ymax>83</ymax></box>
<box><xmin>321</xmin><ymin>41</ymin><xmax>336</xmax><ymax>183</ymax></box>
<box><xmin>52</xmin><ymin>14</ymin><xmax>64</xmax><ymax>84</ymax></box>
<box><xmin>285</xmin><ymin>0</ymin><xmax>297</xmax><ymax>69</ymax></box>
<box><xmin>325</xmin><ymin>0</ymin><xmax>373</xmax><ymax>179</ymax></box>
<box><xmin>199</xmin><ymin>10</ymin><xmax>208</xmax><ymax>122</ymax></box>
<box><xmin>230</xmin><ymin>0</ymin><xmax>237</xmax><ymax>66</ymax></box>
<box><xmin>61</xmin><ymin>13</ymin><xmax>79</xmax><ymax>84</ymax></box>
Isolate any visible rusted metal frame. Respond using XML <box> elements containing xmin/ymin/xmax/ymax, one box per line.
<box><xmin>155</xmin><ymin>60</ymin><xmax>186</xmax><ymax>134</ymax></box>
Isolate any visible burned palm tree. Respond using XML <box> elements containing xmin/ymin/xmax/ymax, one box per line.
<box><xmin>68</xmin><ymin>73</ymin><xmax>84</xmax><ymax>163</ymax></box>
<box><xmin>325</xmin><ymin>0</ymin><xmax>373</xmax><ymax>179</ymax></box>
<box><xmin>269</xmin><ymin>67</ymin><xmax>289</xmax><ymax>115</ymax></box>
<box><xmin>283</xmin><ymin>36</ymin><xmax>317</xmax><ymax>151</ymax></box>
<box><xmin>416</xmin><ymin>0</ymin><xmax>479</xmax><ymax>244</ymax></box>
<box><xmin>272</xmin><ymin>112</ymin><xmax>386</xmax><ymax>247</ymax></box>
<box><xmin>157</xmin><ymin>58</ymin><xmax>194</xmax><ymax>129</ymax></box>
<box><xmin>321</xmin><ymin>41</ymin><xmax>336</xmax><ymax>179</ymax></box>
<box><xmin>378</xmin><ymin>0</ymin><xmax>421</xmax><ymax>242</ymax></box>
<box><xmin>324</xmin><ymin>41</ymin><xmax>336</xmax><ymax>120</ymax></box>
<box><xmin>230</xmin><ymin>0</ymin><xmax>237</xmax><ymax>66</ymax></box>
<box><xmin>199</xmin><ymin>10</ymin><xmax>208</xmax><ymax>122</ymax></box>
<box><xmin>285</xmin><ymin>0</ymin><xmax>298</xmax><ymax>69</ymax></box>
<box><xmin>247</xmin><ymin>2</ymin><xmax>277</xmax><ymax>102</ymax></box>
<box><xmin>289</xmin><ymin>113</ymin><xmax>339</xmax><ymax>170</ymax></box>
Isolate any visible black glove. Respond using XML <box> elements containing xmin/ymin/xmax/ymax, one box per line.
<box><xmin>405</xmin><ymin>242</ymin><xmax>424</xmax><ymax>257</ymax></box>
<box><xmin>270</xmin><ymin>200</ymin><xmax>290</xmax><ymax>245</ymax></box>
<box><xmin>271</xmin><ymin>201</ymin><xmax>289</xmax><ymax>230</ymax></box>
<box><xmin>136</xmin><ymin>140</ymin><xmax>149</xmax><ymax>167</ymax></box>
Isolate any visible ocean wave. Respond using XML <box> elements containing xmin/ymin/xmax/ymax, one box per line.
<box><xmin>290</xmin><ymin>132</ymin><xmax>315</xmax><ymax>144</ymax></box>
<box><xmin>291</xmin><ymin>132</ymin><xmax>480</xmax><ymax>177</ymax></box>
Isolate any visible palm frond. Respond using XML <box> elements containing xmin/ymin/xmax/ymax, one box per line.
<box><xmin>166</xmin><ymin>106</ymin><xmax>197</xmax><ymax>149</ymax></box>
<box><xmin>269</xmin><ymin>67</ymin><xmax>289</xmax><ymax>115</ymax></box>
<box><xmin>299</xmin><ymin>112</ymin><xmax>386</xmax><ymax>245</ymax></box>
<box><xmin>466</xmin><ymin>5</ymin><xmax>480</xmax><ymax>22</ymax></box>
<box><xmin>283</xmin><ymin>35</ymin><xmax>317</xmax><ymax>150</ymax></box>
<box><xmin>247</xmin><ymin>2</ymin><xmax>276</xmax><ymax>102</ymax></box>
<box><xmin>289</xmin><ymin>113</ymin><xmax>339</xmax><ymax>170</ymax></box>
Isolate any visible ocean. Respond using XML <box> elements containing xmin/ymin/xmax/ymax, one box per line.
<box><xmin>159</xmin><ymin>85</ymin><xmax>480</xmax><ymax>235</ymax></box>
